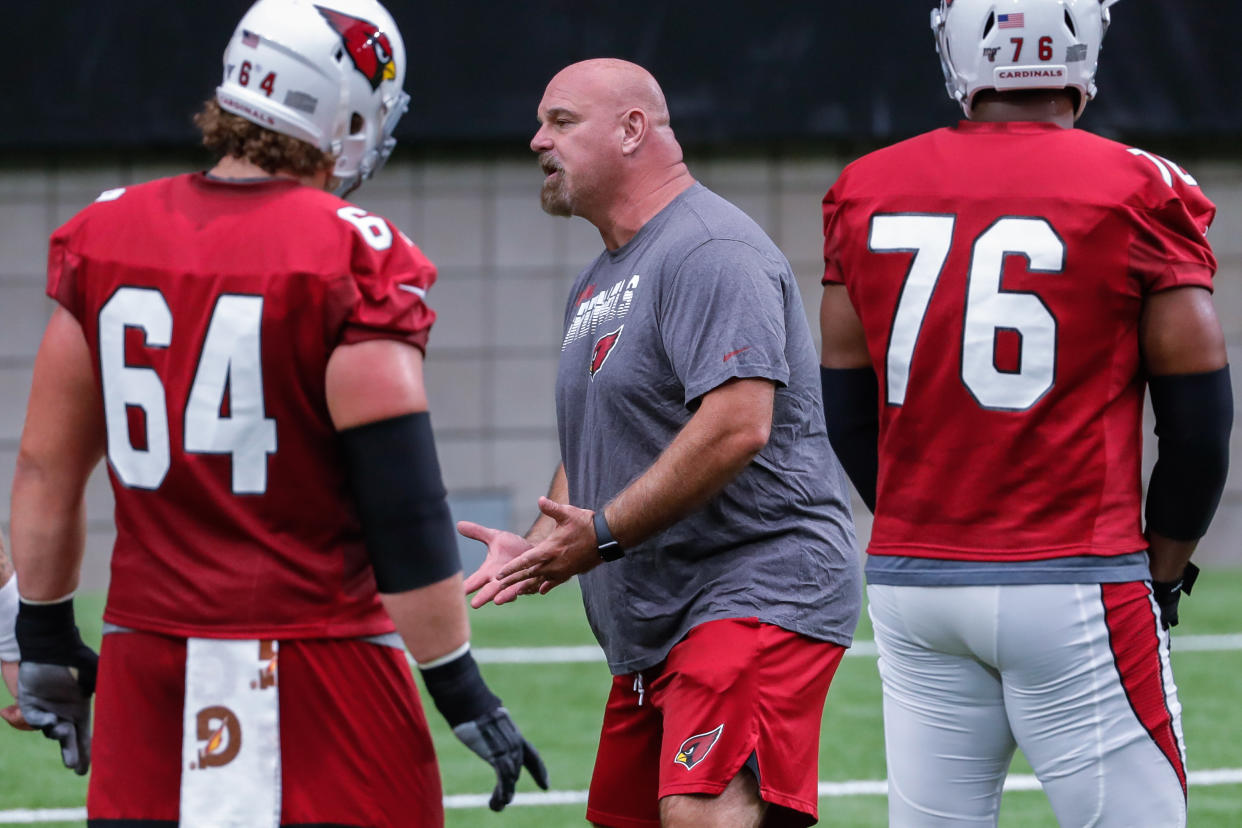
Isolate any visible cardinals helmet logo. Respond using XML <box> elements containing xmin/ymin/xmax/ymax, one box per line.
<box><xmin>590</xmin><ymin>325</ymin><xmax>624</xmax><ymax>378</ymax></box>
<box><xmin>673</xmin><ymin>723</ymin><xmax>723</xmax><ymax>771</ymax></box>
<box><xmin>315</xmin><ymin>5</ymin><xmax>397</xmax><ymax>90</ymax></box>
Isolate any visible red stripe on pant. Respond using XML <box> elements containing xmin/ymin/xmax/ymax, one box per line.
<box><xmin>1101</xmin><ymin>581</ymin><xmax>1186</xmax><ymax>797</ymax></box>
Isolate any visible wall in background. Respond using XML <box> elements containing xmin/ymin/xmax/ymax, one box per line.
<box><xmin>1</xmin><ymin>151</ymin><xmax>1239</xmax><ymax>591</ymax></box>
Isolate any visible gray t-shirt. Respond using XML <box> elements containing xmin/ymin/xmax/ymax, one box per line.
<box><xmin>556</xmin><ymin>183</ymin><xmax>862</xmax><ymax>674</ymax></box>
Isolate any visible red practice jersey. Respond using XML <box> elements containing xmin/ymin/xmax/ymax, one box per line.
<box><xmin>823</xmin><ymin>121</ymin><xmax>1216</xmax><ymax>562</ymax></box>
<box><xmin>48</xmin><ymin>174</ymin><xmax>437</xmax><ymax>638</ymax></box>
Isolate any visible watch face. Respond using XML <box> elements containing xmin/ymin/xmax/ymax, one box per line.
<box><xmin>594</xmin><ymin>510</ymin><xmax>622</xmax><ymax>560</ymax></box>
<box><xmin>598</xmin><ymin>541</ymin><xmax>624</xmax><ymax>562</ymax></box>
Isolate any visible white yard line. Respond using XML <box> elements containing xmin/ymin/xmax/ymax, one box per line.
<box><xmin>469</xmin><ymin>632</ymin><xmax>1242</xmax><ymax>665</ymax></box>
<box><xmin>474</xmin><ymin>644</ymin><xmax>605</xmax><ymax>663</ymax></box>
<box><xmin>6</xmin><ymin>635</ymin><xmax>1240</xmax><ymax>824</ymax></box>
<box><xmin>1174</xmin><ymin>633</ymin><xmax>1242</xmax><ymax>652</ymax></box>
<box><xmin>6</xmin><ymin>770</ymin><xmax>1242</xmax><ymax>820</ymax></box>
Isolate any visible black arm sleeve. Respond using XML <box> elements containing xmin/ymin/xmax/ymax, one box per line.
<box><xmin>1145</xmin><ymin>366</ymin><xmax>1233</xmax><ymax>540</ymax></box>
<box><xmin>338</xmin><ymin>412</ymin><xmax>462</xmax><ymax>593</ymax></box>
<box><xmin>821</xmin><ymin>365</ymin><xmax>880</xmax><ymax>513</ymax></box>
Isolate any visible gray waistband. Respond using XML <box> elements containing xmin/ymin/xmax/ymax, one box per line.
<box><xmin>100</xmin><ymin>623</ymin><xmax>404</xmax><ymax>651</ymax></box>
<box><xmin>865</xmin><ymin>550</ymin><xmax>1151</xmax><ymax>586</ymax></box>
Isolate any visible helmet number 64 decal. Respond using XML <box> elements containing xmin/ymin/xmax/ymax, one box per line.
<box><xmin>236</xmin><ymin>60</ymin><xmax>277</xmax><ymax>98</ymax></box>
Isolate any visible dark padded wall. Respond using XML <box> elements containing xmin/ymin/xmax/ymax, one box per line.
<box><xmin>5</xmin><ymin>1</ymin><xmax>1234</xmax><ymax>150</ymax></box>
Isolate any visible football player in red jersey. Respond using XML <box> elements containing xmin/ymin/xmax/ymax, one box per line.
<box><xmin>820</xmin><ymin>1</ymin><xmax>1229</xmax><ymax>825</ymax></box>
<box><xmin>6</xmin><ymin>1</ymin><xmax>544</xmax><ymax>824</ymax></box>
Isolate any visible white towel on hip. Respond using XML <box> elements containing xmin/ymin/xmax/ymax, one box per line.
<box><xmin>180</xmin><ymin>638</ymin><xmax>282</xmax><ymax>828</ymax></box>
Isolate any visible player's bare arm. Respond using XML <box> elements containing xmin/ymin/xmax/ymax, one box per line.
<box><xmin>493</xmin><ymin>377</ymin><xmax>774</xmax><ymax>593</ymax></box>
<box><xmin>1138</xmin><ymin>286</ymin><xmax>1231</xmax><ymax>614</ymax></box>
<box><xmin>326</xmin><ymin>337</ymin><xmax>547</xmax><ymax>808</ymax></box>
<box><xmin>10</xmin><ymin>307</ymin><xmax>106</xmax><ymax>771</ymax></box>
<box><xmin>11</xmin><ymin>308</ymin><xmax>105</xmax><ymax>600</ymax></box>
<box><xmin>325</xmin><ymin>338</ymin><xmax>471</xmax><ymax>662</ymax></box>
<box><xmin>820</xmin><ymin>285</ymin><xmax>871</xmax><ymax>370</ymax></box>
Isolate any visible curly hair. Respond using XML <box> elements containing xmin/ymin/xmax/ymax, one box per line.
<box><xmin>194</xmin><ymin>99</ymin><xmax>335</xmax><ymax>178</ymax></box>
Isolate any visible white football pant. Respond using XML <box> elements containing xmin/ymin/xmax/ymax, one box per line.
<box><xmin>868</xmin><ymin>582</ymin><xmax>1186</xmax><ymax>827</ymax></box>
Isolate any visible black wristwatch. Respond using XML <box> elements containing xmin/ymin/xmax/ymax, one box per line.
<box><xmin>594</xmin><ymin>509</ymin><xmax>624</xmax><ymax>562</ymax></box>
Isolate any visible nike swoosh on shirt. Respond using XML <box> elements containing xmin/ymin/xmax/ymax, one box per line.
<box><xmin>723</xmin><ymin>346</ymin><xmax>751</xmax><ymax>362</ymax></box>
<box><xmin>397</xmin><ymin>284</ymin><xmax>427</xmax><ymax>298</ymax></box>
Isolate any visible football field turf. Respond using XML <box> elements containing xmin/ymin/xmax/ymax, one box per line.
<box><xmin>3</xmin><ymin>570</ymin><xmax>1242</xmax><ymax>826</ymax></box>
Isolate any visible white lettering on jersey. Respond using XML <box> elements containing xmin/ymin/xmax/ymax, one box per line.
<box><xmin>617</xmin><ymin>274</ymin><xmax>641</xmax><ymax>318</ymax></box>
<box><xmin>336</xmin><ymin>206</ymin><xmax>393</xmax><ymax>251</ymax></box>
<box><xmin>96</xmin><ymin>187</ymin><xmax>127</xmax><ymax>202</ymax></box>
<box><xmin>562</xmin><ymin>274</ymin><xmax>642</xmax><ymax>350</ymax></box>
<box><xmin>1127</xmin><ymin>148</ymin><xmax>1199</xmax><ymax>188</ymax></box>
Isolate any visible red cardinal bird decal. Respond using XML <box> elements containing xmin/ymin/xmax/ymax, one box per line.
<box><xmin>590</xmin><ymin>326</ymin><xmax>624</xmax><ymax>377</ymax></box>
<box><xmin>674</xmin><ymin>724</ymin><xmax>723</xmax><ymax>770</ymax></box>
<box><xmin>316</xmin><ymin>5</ymin><xmax>397</xmax><ymax>90</ymax></box>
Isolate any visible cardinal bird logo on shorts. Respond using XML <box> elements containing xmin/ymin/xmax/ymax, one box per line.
<box><xmin>673</xmin><ymin>723</ymin><xmax>724</xmax><ymax>771</ymax></box>
<box><xmin>315</xmin><ymin>5</ymin><xmax>397</xmax><ymax>90</ymax></box>
<box><xmin>590</xmin><ymin>325</ymin><xmax>624</xmax><ymax>378</ymax></box>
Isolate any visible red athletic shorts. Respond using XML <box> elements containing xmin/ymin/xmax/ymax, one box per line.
<box><xmin>87</xmin><ymin>630</ymin><xmax>442</xmax><ymax>827</ymax></box>
<box><xmin>585</xmin><ymin>618</ymin><xmax>847</xmax><ymax>828</ymax></box>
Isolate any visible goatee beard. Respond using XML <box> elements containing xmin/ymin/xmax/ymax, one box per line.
<box><xmin>540</xmin><ymin>177</ymin><xmax>572</xmax><ymax>217</ymax></box>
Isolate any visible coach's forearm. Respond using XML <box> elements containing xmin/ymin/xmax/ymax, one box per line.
<box><xmin>525</xmin><ymin>465</ymin><xmax>568</xmax><ymax>544</ymax></box>
<box><xmin>602</xmin><ymin>378</ymin><xmax>773</xmax><ymax>548</ymax></box>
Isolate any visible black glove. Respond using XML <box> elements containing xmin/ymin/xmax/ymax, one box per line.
<box><xmin>452</xmin><ymin>707</ymin><xmax>549</xmax><ymax>811</ymax></box>
<box><xmin>1152</xmin><ymin>562</ymin><xmax>1200</xmax><ymax>631</ymax></box>
<box><xmin>420</xmin><ymin>648</ymin><xmax>549</xmax><ymax>810</ymax></box>
<box><xmin>15</xmin><ymin>599</ymin><xmax>98</xmax><ymax>775</ymax></box>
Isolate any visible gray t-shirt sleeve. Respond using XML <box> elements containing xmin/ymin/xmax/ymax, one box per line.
<box><xmin>660</xmin><ymin>239</ymin><xmax>791</xmax><ymax>405</ymax></box>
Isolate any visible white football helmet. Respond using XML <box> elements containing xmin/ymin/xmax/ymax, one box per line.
<box><xmin>216</xmin><ymin>0</ymin><xmax>410</xmax><ymax>195</ymax></box>
<box><xmin>931</xmin><ymin>0</ymin><xmax>1123</xmax><ymax>119</ymax></box>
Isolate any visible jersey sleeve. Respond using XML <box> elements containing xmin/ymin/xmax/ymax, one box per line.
<box><xmin>821</xmin><ymin>179</ymin><xmax>848</xmax><ymax>286</ymax></box>
<box><xmin>336</xmin><ymin>221</ymin><xmax>438</xmax><ymax>351</ymax></box>
<box><xmin>1128</xmin><ymin>159</ymin><xmax>1217</xmax><ymax>293</ymax></box>
<box><xmin>46</xmin><ymin>214</ymin><xmax>88</xmax><ymax>321</ymax></box>
<box><xmin>659</xmin><ymin>240</ymin><xmax>790</xmax><ymax>406</ymax></box>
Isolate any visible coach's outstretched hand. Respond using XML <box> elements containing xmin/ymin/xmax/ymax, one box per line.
<box><xmin>453</xmin><ymin>707</ymin><xmax>549</xmax><ymax>811</ymax></box>
<box><xmin>459</xmin><ymin>520</ymin><xmax>545</xmax><ymax>607</ymax></box>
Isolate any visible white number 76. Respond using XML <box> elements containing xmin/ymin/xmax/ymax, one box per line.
<box><xmin>871</xmin><ymin>213</ymin><xmax>1063</xmax><ymax>412</ymax></box>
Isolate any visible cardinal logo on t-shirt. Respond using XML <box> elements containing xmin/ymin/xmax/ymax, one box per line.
<box><xmin>673</xmin><ymin>723</ymin><xmax>724</xmax><ymax>771</ymax></box>
<box><xmin>590</xmin><ymin>325</ymin><xmax>624</xmax><ymax>378</ymax></box>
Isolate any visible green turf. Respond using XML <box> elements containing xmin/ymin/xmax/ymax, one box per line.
<box><xmin>4</xmin><ymin>572</ymin><xmax>1242</xmax><ymax>825</ymax></box>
